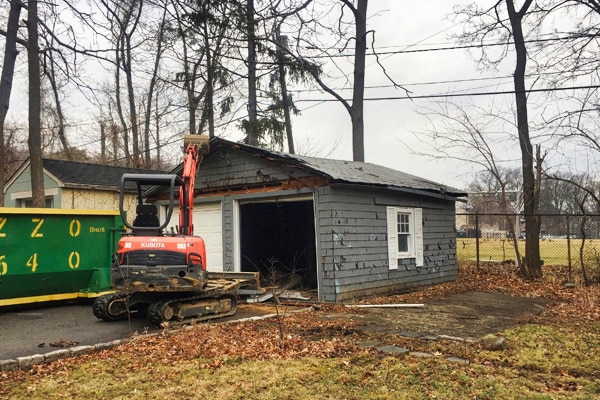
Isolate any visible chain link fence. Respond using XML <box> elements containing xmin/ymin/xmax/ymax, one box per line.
<box><xmin>456</xmin><ymin>213</ymin><xmax>600</xmax><ymax>283</ymax></box>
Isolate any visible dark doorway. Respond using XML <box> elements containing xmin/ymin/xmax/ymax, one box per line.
<box><xmin>240</xmin><ymin>200</ymin><xmax>317</xmax><ymax>289</ymax></box>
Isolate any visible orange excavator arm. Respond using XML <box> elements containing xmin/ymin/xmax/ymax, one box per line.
<box><xmin>179</xmin><ymin>135</ymin><xmax>209</xmax><ymax>235</ymax></box>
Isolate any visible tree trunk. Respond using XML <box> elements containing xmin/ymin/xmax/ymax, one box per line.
<box><xmin>46</xmin><ymin>56</ymin><xmax>72</xmax><ymax>160</ymax></box>
<box><xmin>506</xmin><ymin>0</ymin><xmax>541</xmax><ymax>278</ymax></box>
<box><xmin>143</xmin><ymin>9</ymin><xmax>167</xmax><ymax>168</ymax></box>
<box><xmin>204</xmin><ymin>22</ymin><xmax>215</xmax><ymax>138</ymax></box>
<box><xmin>124</xmin><ymin>39</ymin><xmax>140</xmax><ymax>167</ymax></box>
<box><xmin>111</xmin><ymin>122</ymin><xmax>119</xmax><ymax>164</ymax></box>
<box><xmin>246</xmin><ymin>0</ymin><xmax>258</xmax><ymax>145</ymax></box>
<box><xmin>100</xmin><ymin>121</ymin><xmax>106</xmax><ymax>163</ymax></box>
<box><xmin>276</xmin><ymin>27</ymin><xmax>294</xmax><ymax>154</ymax></box>
<box><xmin>578</xmin><ymin>206</ymin><xmax>590</xmax><ymax>285</ymax></box>
<box><xmin>351</xmin><ymin>0</ymin><xmax>367</xmax><ymax>162</ymax></box>
<box><xmin>114</xmin><ymin>50</ymin><xmax>131</xmax><ymax>166</ymax></box>
<box><xmin>27</xmin><ymin>0</ymin><xmax>45</xmax><ymax>208</ymax></box>
<box><xmin>154</xmin><ymin>101</ymin><xmax>161</xmax><ymax>166</ymax></box>
<box><xmin>0</xmin><ymin>0</ymin><xmax>22</xmax><ymax>207</ymax></box>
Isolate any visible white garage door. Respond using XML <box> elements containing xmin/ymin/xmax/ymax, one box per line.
<box><xmin>160</xmin><ymin>202</ymin><xmax>223</xmax><ymax>272</ymax></box>
<box><xmin>192</xmin><ymin>202</ymin><xmax>223</xmax><ymax>272</ymax></box>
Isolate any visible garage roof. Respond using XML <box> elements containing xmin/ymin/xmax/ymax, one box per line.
<box><xmin>213</xmin><ymin>138</ymin><xmax>467</xmax><ymax>199</ymax></box>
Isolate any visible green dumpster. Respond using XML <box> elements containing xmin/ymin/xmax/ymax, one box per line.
<box><xmin>0</xmin><ymin>208</ymin><xmax>124</xmax><ymax>306</ymax></box>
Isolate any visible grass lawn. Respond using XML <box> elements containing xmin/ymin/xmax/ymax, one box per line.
<box><xmin>2</xmin><ymin>319</ymin><xmax>599</xmax><ymax>399</ymax></box>
<box><xmin>457</xmin><ymin>237</ymin><xmax>600</xmax><ymax>268</ymax></box>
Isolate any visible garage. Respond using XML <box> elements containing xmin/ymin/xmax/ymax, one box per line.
<box><xmin>150</xmin><ymin>137</ymin><xmax>465</xmax><ymax>302</ymax></box>
<box><xmin>238</xmin><ymin>198</ymin><xmax>318</xmax><ymax>291</ymax></box>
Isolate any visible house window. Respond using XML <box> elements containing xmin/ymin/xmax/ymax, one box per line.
<box><xmin>17</xmin><ymin>197</ymin><xmax>54</xmax><ymax>208</ymax></box>
<box><xmin>397</xmin><ymin>212</ymin><xmax>411</xmax><ymax>254</ymax></box>
<box><xmin>387</xmin><ymin>206</ymin><xmax>424</xmax><ymax>270</ymax></box>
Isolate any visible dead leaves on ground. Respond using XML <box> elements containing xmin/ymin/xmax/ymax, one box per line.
<box><xmin>2</xmin><ymin>312</ymin><xmax>364</xmax><ymax>384</ymax></box>
<box><xmin>122</xmin><ymin>315</ymin><xmax>360</xmax><ymax>365</ymax></box>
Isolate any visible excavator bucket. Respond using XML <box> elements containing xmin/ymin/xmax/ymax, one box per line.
<box><xmin>184</xmin><ymin>134</ymin><xmax>210</xmax><ymax>155</ymax></box>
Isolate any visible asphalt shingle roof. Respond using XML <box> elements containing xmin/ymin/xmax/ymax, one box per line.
<box><xmin>42</xmin><ymin>158</ymin><xmax>161</xmax><ymax>189</ymax></box>
<box><xmin>212</xmin><ymin>138</ymin><xmax>466</xmax><ymax>198</ymax></box>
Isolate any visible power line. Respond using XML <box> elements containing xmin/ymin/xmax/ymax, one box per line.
<box><xmin>287</xmin><ymin>75</ymin><xmax>515</xmax><ymax>94</ymax></box>
<box><xmin>294</xmin><ymin>84</ymin><xmax>600</xmax><ymax>102</ymax></box>
<box><xmin>32</xmin><ymin>77</ymin><xmax>590</xmax><ymax>149</ymax></box>
<box><xmin>302</xmin><ymin>35</ymin><xmax>591</xmax><ymax>59</ymax></box>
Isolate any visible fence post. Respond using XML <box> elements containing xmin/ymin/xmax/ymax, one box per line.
<box><xmin>566</xmin><ymin>213</ymin><xmax>572</xmax><ymax>282</ymax></box>
<box><xmin>476</xmin><ymin>211</ymin><xmax>480</xmax><ymax>271</ymax></box>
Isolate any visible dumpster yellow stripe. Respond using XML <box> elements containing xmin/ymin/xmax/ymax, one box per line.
<box><xmin>0</xmin><ymin>291</ymin><xmax>114</xmax><ymax>306</ymax></box>
<box><xmin>0</xmin><ymin>208</ymin><xmax>120</xmax><ymax>216</ymax></box>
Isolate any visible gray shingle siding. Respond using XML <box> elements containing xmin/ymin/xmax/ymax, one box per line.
<box><xmin>198</xmin><ymin>147</ymin><xmax>316</xmax><ymax>190</ymax></box>
<box><xmin>316</xmin><ymin>185</ymin><xmax>457</xmax><ymax>302</ymax></box>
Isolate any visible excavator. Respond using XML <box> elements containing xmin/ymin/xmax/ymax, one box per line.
<box><xmin>93</xmin><ymin>135</ymin><xmax>258</xmax><ymax>326</ymax></box>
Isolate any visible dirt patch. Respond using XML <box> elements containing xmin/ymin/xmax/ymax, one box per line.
<box><xmin>319</xmin><ymin>291</ymin><xmax>549</xmax><ymax>340</ymax></box>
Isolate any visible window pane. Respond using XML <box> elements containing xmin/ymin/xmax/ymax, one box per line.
<box><xmin>397</xmin><ymin>213</ymin><xmax>410</xmax><ymax>233</ymax></box>
<box><xmin>398</xmin><ymin>234</ymin><xmax>409</xmax><ymax>252</ymax></box>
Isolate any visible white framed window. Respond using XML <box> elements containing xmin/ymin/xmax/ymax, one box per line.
<box><xmin>387</xmin><ymin>206</ymin><xmax>423</xmax><ymax>270</ymax></box>
<box><xmin>16</xmin><ymin>197</ymin><xmax>54</xmax><ymax>208</ymax></box>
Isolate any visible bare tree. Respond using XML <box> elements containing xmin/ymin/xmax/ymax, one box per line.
<box><xmin>176</xmin><ymin>0</ymin><xmax>235</xmax><ymax>138</ymax></box>
<box><xmin>109</xmin><ymin>0</ymin><xmax>143</xmax><ymax>167</ymax></box>
<box><xmin>294</xmin><ymin>0</ymin><xmax>368</xmax><ymax>161</ymax></box>
<box><xmin>141</xmin><ymin>5</ymin><xmax>168</xmax><ymax>167</ymax></box>
<box><xmin>0</xmin><ymin>0</ymin><xmax>22</xmax><ymax>207</ymax></box>
<box><xmin>42</xmin><ymin>49</ymin><xmax>73</xmax><ymax>160</ymax></box>
<box><xmin>171</xmin><ymin>0</ymin><xmax>205</xmax><ymax>137</ymax></box>
<box><xmin>289</xmin><ymin>0</ymin><xmax>406</xmax><ymax>161</ymax></box>
<box><xmin>93</xmin><ymin>0</ymin><xmax>178</xmax><ymax>168</ymax></box>
<box><xmin>453</xmin><ymin>0</ymin><xmax>542</xmax><ymax>278</ymax></box>
<box><xmin>344</xmin><ymin>0</ymin><xmax>366</xmax><ymax>162</ymax></box>
<box><xmin>531</xmin><ymin>1</ymin><xmax>600</xmax><ymax>193</ymax></box>
<box><xmin>246</xmin><ymin>0</ymin><xmax>259</xmax><ymax>145</ymax></box>
<box><xmin>503</xmin><ymin>0</ymin><xmax>542</xmax><ymax>278</ymax></box>
<box><xmin>417</xmin><ymin>101</ymin><xmax>527</xmax><ymax>266</ymax></box>
<box><xmin>27</xmin><ymin>0</ymin><xmax>46</xmax><ymax>207</ymax></box>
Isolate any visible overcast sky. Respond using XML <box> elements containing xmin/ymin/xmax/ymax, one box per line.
<box><xmin>4</xmin><ymin>1</ymin><xmax>529</xmax><ymax>190</ymax></box>
<box><xmin>291</xmin><ymin>0</ymin><xmax>515</xmax><ymax>190</ymax></box>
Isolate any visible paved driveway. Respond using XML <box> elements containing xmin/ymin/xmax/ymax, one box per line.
<box><xmin>0</xmin><ymin>301</ymin><xmax>278</xmax><ymax>360</ymax></box>
<box><xmin>1</xmin><ymin>301</ymin><xmax>160</xmax><ymax>360</ymax></box>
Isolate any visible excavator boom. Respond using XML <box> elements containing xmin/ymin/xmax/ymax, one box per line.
<box><xmin>178</xmin><ymin>135</ymin><xmax>210</xmax><ymax>235</ymax></box>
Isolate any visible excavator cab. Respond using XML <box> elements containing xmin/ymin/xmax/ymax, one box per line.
<box><xmin>119</xmin><ymin>173</ymin><xmax>183</xmax><ymax>236</ymax></box>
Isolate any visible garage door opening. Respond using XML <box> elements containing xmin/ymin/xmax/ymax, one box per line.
<box><xmin>240</xmin><ymin>200</ymin><xmax>317</xmax><ymax>290</ymax></box>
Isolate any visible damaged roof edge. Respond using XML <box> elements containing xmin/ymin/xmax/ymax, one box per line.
<box><xmin>214</xmin><ymin>138</ymin><xmax>467</xmax><ymax>199</ymax></box>
<box><xmin>151</xmin><ymin>137</ymin><xmax>466</xmax><ymax>200</ymax></box>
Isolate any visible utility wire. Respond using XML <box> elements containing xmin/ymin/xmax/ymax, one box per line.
<box><xmin>294</xmin><ymin>84</ymin><xmax>600</xmax><ymax>102</ymax></box>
